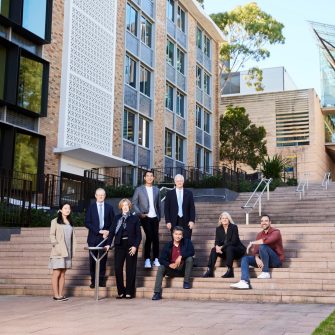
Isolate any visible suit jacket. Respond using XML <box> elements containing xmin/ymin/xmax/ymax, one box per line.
<box><xmin>49</xmin><ymin>218</ymin><xmax>77</xmax><ymax>258</ymax></box>
<box><xmin>132</xmin><ymin>185</ymin><xmax>161</xmax><ymax>221</ymax></box>
<box><xmin>107</xmin><ymin>213</ymin><xmax>142</xmax><ymax>248</ymax></box>
<box><xmin>214</xmin><ymin>224</ymin><xmax>246</xmax><ymax>254</ymax></box>
<box><xmin>85</xmin><ymin>202</ymin><xmax>114</xmax><ymax>246</ymax></box>
<box><xmin>164</xmin><ymin>188</ymin><xmax>195</xmax><ymax>227</ymax></box>
<box><xmin>159</xmin><ymin>238</ymin><xmax>195</xmax><ymax>267</ymax></box>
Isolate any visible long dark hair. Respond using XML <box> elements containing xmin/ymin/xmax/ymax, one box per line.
<box><xmin>57</xmin><ymin>203</ymin><xmax>73</xmax><ymax>226</ymax></box>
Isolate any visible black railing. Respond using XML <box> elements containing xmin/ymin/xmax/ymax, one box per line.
<box><xmin>0</xmin><ymin>174</ymin><xmax>32</xmax><ymax>227</ymax></box>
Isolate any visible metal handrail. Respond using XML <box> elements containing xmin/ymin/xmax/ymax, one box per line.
<box><xmin>159</xmin><ymin>186</ymin><xmax>174</xmax><ymax>202</ymax></box>
<box><xmin>296</xmin><ymin>173</ymin><xmax>309</xmax><ymax>200</ymax></box>
<box><xmin>241</xmin><ymin>178</ymin><xmax>272</xmax><ymax>225</ymax></box>
<box><xmin>322</xmin><ymin>171</ymin><xmax>331</xmax><ymax>190</ymax></box>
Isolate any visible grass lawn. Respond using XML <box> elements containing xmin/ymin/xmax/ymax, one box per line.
<box><xmin>312</xmin><ymin>310</ymin><xmax>335</xmax><ymax>335</ymax></box>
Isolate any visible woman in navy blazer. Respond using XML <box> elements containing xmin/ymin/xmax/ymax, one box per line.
<box><xmin>106</xmin><ymin>198</ymin><xmax>142</xmax><ymax>299</ymax></box>
<box><xmin>203</xmin><ymin>212</ymin><xmax>246</xmax><ymax>278</ymax></box>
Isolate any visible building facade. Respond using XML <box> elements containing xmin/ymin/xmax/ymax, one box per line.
<box><xmin>221</xmin><ymin>89</ymin><xmax>333</xmax><ymax>182</ymax></box>
<box><xmin>0</xmin><ymin>0</ymin><xmax>52</xmax><ymax>179</ymax></box>
<box><xmin>0</xmin><ymin>0</ymin><xmax>223</xmax><ymax>186</ymax></box>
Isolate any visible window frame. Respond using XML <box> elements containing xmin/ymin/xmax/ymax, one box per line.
<box><xmin>196</xmin><ymin>105</ymin><xmax>202</xmax><ymax>129</ymax></box>
<box><xmin>176</xmin><ymin>5</ymin><xmax>185</xmax><ymax>32</ymax></box>
<box><xmin>166</xmin><ymin>39</ymin><xmax>175</xmax><ymax>67</ymax></box>
<box><xmin>204</xmin><ymin>110</ymin><xmax>210</xmax><ymax>134</ymax></box>
<box><xmin>165</xmin><ymin>129</ymin><xmax>173</xmax><ymax>157</ymax></box>
<box><xmin>126</xmin><ymin>3</ymin><xmax>138</xmax><ymax>37</ymax></box>
<box><xmin>166</xmin><ymin>0</ymin><xmax>175</xmax><ymax>22</ymax></box>
<box><xmin>176</xmin><ymin>47</ymin><xmax>185</xmax><ymax>75</ymax></box>
<box><xmin>165</xmin><ymin>83</ymin><xmax>174</xmax><ymax>111</ymax></box>
<box><xmin>138</xmin><ymin>116</ymin><xmax>150</xmax><ymax>148</ymax></box>
<box><xmin>139</xmin><ymin>65</ymin><xmax>151</xmax><ymax>97</ymax></box>
<box><xmin>123</xmin><ymin>109</ymin><xmax>136</xmax><ymax>142</ymax></box>
<box><xmin>175</xmin><ymin>134</ymin><xmax>184</xmax><ymax>162</ymax></box>
<box><xmin>125</xmin><ymin>54</ymin><xmax>137</xmax><ymax>89</ymax></box>
<box><xmin>176</xmin><ymin>90</ymin><xmax>185</xmax><ymax>118</ymax></box>
<box><xmin>140</xmin><ymin>15</ymin><xmax>152</xmax><ymax>48</ymax></box>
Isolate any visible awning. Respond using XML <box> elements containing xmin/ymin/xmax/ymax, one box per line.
<box><xmin>54</xmin><ymin>146</ymin><xmax>133</xmax><ymax>167</ymax></box>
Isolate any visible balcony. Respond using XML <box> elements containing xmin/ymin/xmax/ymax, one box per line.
<box><xmin>141</xmin><ymin>42</ymin><xmax>153</xmax><ymax>67</ymax></box>
<box><xmin>176</xmin><ymin>29</ymin><xmax>187</xmax><ymax>49</ymax></box>
<box><xmin>138</xmin><ymin>146</ymin><xmax>151</xmax><ymax>167</ymax></box>
<box><xmin>141</xmin><ymin>0</ymin><xmax>154</xmax><ymax>18</ymax></box>
<box><xmin>166</xmin><ymin>62</ymin><xmax>176</xmax><ymax>83</ymax></box>
<box><xmin>196</xmin><ymin>127</ymin><xmax>203</xmax><ymax>144</ymax></box>
<box><xmin>124</xmin><ymin>85</ymin><xmax>138</xmax><ymax>109</ymax></box>
<box><xmin>139</xmin><ymin>93</ymin><xmax>152</xmax><ymax>117</ymax></box>
<box><xmin>167</xmin><ymin>19</ymin><xmax>176</xmax><ymax>39</ymax></box>
<box><xmin>126</xmin><ymin>31</ymin><xmax>139</xmax><ymax>57</ymax></box>
<box><xmin>204</xmin><ymin>93</ymin><xmax>212</xmax><ymax>110</ymax></box>
<box><xmin>123</xmin><ymin>140</ymin><xmax>136</xmax><ymax>162</ymax></box>
<box><xmin>177</xmin><ymin>71</ymin><xmax>186</xmax><ymax>91</ymax></box>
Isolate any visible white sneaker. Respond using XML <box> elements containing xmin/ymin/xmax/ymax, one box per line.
<box><xmin>144</xmin><ymin>259</ymin><xmax>152</xmax><ymax>269</ymax></box>
<box><xmin>257</xmin><ymin>272</ymin><xmax>271</xmax><ymax>279</ymax></box>
<box><xmin>230</xmin><ymin>280</ymin><xmax>251</xmax><ymax>290</ymax></box>
<box><xmin>153</xmin><ymin>258</ymin><xmax>160</xmax><ymax>267</ymax></box>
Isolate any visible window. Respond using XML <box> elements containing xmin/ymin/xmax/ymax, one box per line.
<box><xmin>204</xmin><ymin>35</ymin><xmax>211</xmax><ymax>57</ymax></box>
<box><xmin>167</xmin><ymin>0</ymin><xmax>174</xmax><ymax>22</ymax></box>
<box><xmin>176</xmin><ymin>91</ymin><xmax>185</xmax><ymax>117</ymax></box>
<box><xmin>196</xmin><ymin>105</ymin><xmax>202</xmax><ymax>128</ymax></box>
<box><xmin>165</xmin><ymin>129</ymin><xmax>173</xmax><ymax>157</ymax></box>
<box><xmin>123</xmin><ymin>109</ymin><xmax>135</xmax><ymax>142</ymax></box>
<box><xmin>22</xmin><ymin>0</ymin><xmax>47</xmax><ymax>38</ymax></box>
<box><xmin>17</xmin><ymin>55</ymin><xmax>44</xmax><ymax>114</ymax></box>
<box><xmin>13</xmin><ymin>132</ymin><xmax>39</xmax><ymax>175</ymax></box>
<box><xmin>204</xmin><ymin>149</ymin><xmax>210</xmax><ymax>172</ymax></box>
<box><xmin>196</xmin><ymin>66</ymin><xmax>202</xmax><ymax>88</ymax></box>
<box><xmin>139</xmin><ymin>117</ymin><xmax>150</xmax><ymax>148</ymax></box>
<box><xmin>165</xmin><ymin>84</ymin><xmax>173</xmax><ymax>110</ymax></box>
<box><xmin>177</xmin><ymin>6</ymin><xmax>185</xmax><ymax>32</ymax></box>
<box><xmin>176</xmin><ymin>135</ymin><xmax>184</xmax><ymax>162</ymax></box>
<box><xmin>140</xmin><ymin>16</ymin><xmax>152</xmax><ymax>48</ymax></box>
<box><xmin>0</xmin><ymin>0</ymin><xmax>10</xmax><ymax>17</ymax></box>
<box><xmin>204</xmin><ymin>72</ymin><xmax>210</xmax><ymax>95</ymax></box>
<box><xmin>177</xmin><ymin>48</ymin><xmax>185</xmax><ymax>74</ymax></box>
<box><xmin>166</xmin><ymin>39</ymin><xmax>174</xmax><ymax>66</ymax></box>
<box><xmin>196</xmin><ymin>27</ymin><xmax>202</xmax><ymax>49</ymax></box>
<box><xmin>204</xmin><ymin>111</ymin><xmax>210</xmax><ymax>133</ymax></box>
<box><xmin>140</xmin><ymin>66</ymin><xmax>151</xmax><ymax>97</ymax></box>
<box><xmin>195</xmin><ymin>145</ymin><xmax>202</xmax><ymax>168</ymax></box>
<box><xmin>125</xmin><ymin>55</ymin><xmax>136</xmax><ymax>88</ymax></box>
<box><xmin>0</xmin><ymin>46</ymin><xmax>5</xmax><ymax>100</ymax></box>
<box><xmin>126</xmin><ymin>4</ymin><xmax>138</xmax><ymax>36</ymax></box>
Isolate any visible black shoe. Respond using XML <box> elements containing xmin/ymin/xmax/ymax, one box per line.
<box><xmin>152</xmin><ymin>292</ymin><xmax>162</xmax><ymax>300</ymax></box>
<box><xmin>99</xmin><ymin>283</ymin><xmax>106</xmax><ymax>287</ymax></box>
<box><xmin>89</xmin><ymin>284</ymin><xmax>95</xmax><ymax>289</ymax></box>
<box><xmin>183</xmin><ymin>282</ymin><xmax>191</xmax><ymax>289</ymax></box>
<box><xmin>221</xmin><ymin>268</ymin><xmax>234</xmax><ymax>278</ymax></box>
<box><xmin>116</xmin><ymin>294</ymin><xmax>125</xmax><ymax>299</ymax></box>
<box><xmin>203</xmin><ymin>269</ymin><xmax>214</xmax><ymax>278</ymax></box>
<box><xmin>125</xmin><ymin>294</ymin><xmax>133</xmax><ymax>299</ymax></box>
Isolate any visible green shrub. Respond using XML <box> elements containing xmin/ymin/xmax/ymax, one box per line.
<box><xmin>105</xmin><ymin>185</ymin><xmax>135</xmax><ymax>198</ymax></box>
<box><xmin>286</xmin><ymin>178</ymin><xmax>297</xmax><ymax>186</ymax></box>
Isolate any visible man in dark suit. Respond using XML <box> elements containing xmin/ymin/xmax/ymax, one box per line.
<box><xmin>85</xmin><ymin>188</ymin><xmax>114</xmax><ymax>288</ymax></box>
<box><xmin>164</xmin><ymin>174</ymin><xmax>195</xmax><ymax>240</ymax></box>
<box><xmin>132</xmin><ymin>170</ymin><xmax>161</xmax><ymax>269</ymax></box>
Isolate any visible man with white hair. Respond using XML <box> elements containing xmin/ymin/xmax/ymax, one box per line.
<box><xmin>164</xmin><ymin>174</ymin><xmax>195</xmax><ymax>240</ymax></box>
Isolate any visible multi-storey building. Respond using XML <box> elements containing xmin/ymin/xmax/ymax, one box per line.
<box><xmin>0</xmin><ymin>0</ymin><xmax>52</xmax><ymax>178</ymax></box>
<box><xmin>0</xmin><ymin>0</ymin><xmax>224</xmax><ymax>187</ymax></box>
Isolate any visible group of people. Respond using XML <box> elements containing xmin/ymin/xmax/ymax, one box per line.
<box><xmin>48</xmin><ymin>171</ymin><xmax>284</xmax><ymax>301</ymax></box>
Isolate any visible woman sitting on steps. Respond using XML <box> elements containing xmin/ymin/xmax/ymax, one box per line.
<box><xmin>203</xmin><ymin>211</ymin><xmax>246</xmax><ymax>278</ymax></box>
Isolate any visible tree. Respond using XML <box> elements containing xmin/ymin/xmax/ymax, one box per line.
<box><xmin>210</xmin><ymin>2</ymin><xmax>285</xmax><ymax>92</ymax></box>
<box><xmin>196</xmin><ymin>0</ymin><xmax>204</xmax><ymax>9</ymax></box>
<box><xmin>220</xmin><ymin>105</ymin><xmax>267</xmax><ymax>172</ymax></box>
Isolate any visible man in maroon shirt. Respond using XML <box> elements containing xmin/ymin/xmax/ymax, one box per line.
<box><xmin>152</xmin><ymin>226</ymin><xmax>195</xmax><ymax>300</ymax></box>
<box><xmin>230</xmin><ymin>214</ymin><xmax>284</xmax><ymax>289</ymax></box>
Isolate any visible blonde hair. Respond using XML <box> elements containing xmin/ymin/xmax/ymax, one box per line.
<box><xmin>218</xmin><ymin>212</ymin><xmax>234</xmax><ymax>226</ymax></box>
<box><xmin>118</xmin><ymin>198</ymin><xmax>132</xmax><ymax>210</ymax></box>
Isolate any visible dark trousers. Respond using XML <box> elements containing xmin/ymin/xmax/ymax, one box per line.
<box><xmin>207</xmin><ymin>245</ymin><xmax>245</xmax><ymax>269</ymax></box>
<box><xmin>114</xmin><ymin>239</ymin><xmax>138</xmax><ymax>296</ymax></box>
<box><xmin>154</xmin><ymin>257</ymin><xmax>193</xmax><ymax>293</ymax></box>
<box><xmin>89</xmin><ymin>249</ymin><xmax>108</xmax><ymax>285</ymax></box>
<box><xmin>176</xmin><ymin>216</ymin><xmax>193</xmax><ymax>240</ymax></box>
<box><xmin>141</xmin><ymin>217</ymin><xmax>159</xmax><ymax>260</ymax></box>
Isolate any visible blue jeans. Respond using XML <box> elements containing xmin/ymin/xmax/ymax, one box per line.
<box><xmin>241</xmin><ymin>245</ymin><xmax>282</xmax><ymax>282</ymax></box>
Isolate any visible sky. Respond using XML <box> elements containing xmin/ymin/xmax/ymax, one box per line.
<box><xmin>203</xmin><ymin>0</ymin><xmax>335</xmax><ymax>96</ymax></box>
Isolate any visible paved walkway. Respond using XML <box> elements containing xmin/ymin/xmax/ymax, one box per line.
<box><xmin>0</xmin><ymin>296</ymin><xmax>333</xmax><ymax>335</ymax></box>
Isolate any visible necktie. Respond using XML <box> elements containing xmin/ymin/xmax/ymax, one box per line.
<box><xmin>98</xmin><ymin>204</ymin><xmax>104</xmax><ymax>229</ymax></box>
<box><xmin>177</xmin><ymin>190</ymin><xmax>183</xmax><ymax>217</ymax></box>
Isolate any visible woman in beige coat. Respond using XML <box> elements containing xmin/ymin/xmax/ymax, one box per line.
<box><xmin>49</xmin><ymin>203</ymin><xmax>76</xmax><ymax>301</ymax></box>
